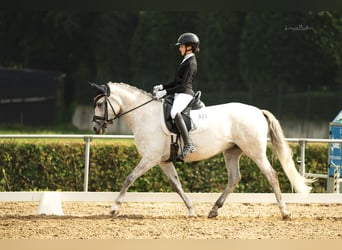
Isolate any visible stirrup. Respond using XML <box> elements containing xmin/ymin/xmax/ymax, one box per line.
<box><xmin>177</xmin><ymin>144</ymin><xmax>196</xmax><ymax>160</ymax></box>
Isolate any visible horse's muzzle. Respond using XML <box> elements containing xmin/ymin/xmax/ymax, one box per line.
<box><xmin>93</xmin><ymin>121</ymin><xmax>106</xmax><ymax>135</ymax></box>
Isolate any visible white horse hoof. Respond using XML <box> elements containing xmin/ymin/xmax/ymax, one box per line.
<box><xmin>188</xmin><ymin>208</ymin><xmax>196</xmax><ymax>217</ymax></box>
<box><xmin>189</xmin><ymin>212</ymin><xmax>196</xmax><ymax>217</ymax></box>
<box><xmin>110</xmin><ymin>205</ymin><xmax>119</xmax><ymax>216</ymax></box>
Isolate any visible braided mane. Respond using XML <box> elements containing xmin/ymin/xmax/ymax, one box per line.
<box><xmin>108</xmin><ymin>82</ymin><xmax>153</xmax><ymax>98</ymax></box>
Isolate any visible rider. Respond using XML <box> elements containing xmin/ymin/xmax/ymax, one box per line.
<box><xmin>153</xmin><ymin>32</ymin><xmax>200</xmax><ymax>160</ymax></box>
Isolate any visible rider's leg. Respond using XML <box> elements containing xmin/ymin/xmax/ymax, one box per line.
<box><xmin>170</xmin><ymin>93</ymin><xmax>196</xmax><ymax>160</ymax></box>
<box><xmin>174</xmin><ymin>112</ymin><xmax>196</xmax><ymax>160</ymax></box>
<box><xmin>170</xmin><ymin>93</ymin><xmax>193</xmax><ymax>120</ymax></box>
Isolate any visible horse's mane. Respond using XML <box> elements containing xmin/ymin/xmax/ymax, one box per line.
<box><xmin>108</xmin><ymin>82</ymin><xmax>153</xmax><ymax>98</ymax></box>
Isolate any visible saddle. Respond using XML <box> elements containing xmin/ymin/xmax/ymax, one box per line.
<box><xmin>163</xmin><ymin>91</ymin><xmax>205</xmax><ymax>164</ymax></box>
<box><xmin>163</xmin><ymin>91</ymin><xmax>205</xmax><ymax>134</ymax></box>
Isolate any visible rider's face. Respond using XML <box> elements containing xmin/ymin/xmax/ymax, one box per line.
<box><xmin>179</xmin><ymin>44</ymin><xmax>192</xmax><ymax>56</ymax></box>
<box><xmin>178</xmin><ymin>44</ymin><xmax>186</xmax><ymax>56</ymax></box>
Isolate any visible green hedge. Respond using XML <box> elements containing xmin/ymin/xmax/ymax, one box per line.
<box><xmin>0</xmin><ymin>141</ymin><xmax>329</xmax><ymax>193</ymax></box>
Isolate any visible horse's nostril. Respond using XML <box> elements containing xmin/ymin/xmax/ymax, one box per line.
<box><xmin>93</xmin><ymin>127</ymin><xmax>98</xmax><ymax>133</ymax></box>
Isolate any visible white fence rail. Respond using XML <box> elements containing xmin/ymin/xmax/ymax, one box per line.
<box><xmin>1</xmin><ymin>192</ymin><xmax>342</xmax><ymax>204</ymax></box>
<box><xmin>1</xmin><ymin>135</ymin><xmax>342</xmax><ymax>192</ymax></box>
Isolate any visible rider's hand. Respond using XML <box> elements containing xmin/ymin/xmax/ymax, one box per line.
<box><xmin>154</xmin><ymin>90</ymin><xmax>167</xmax><ymax>99</ymax></box>
<box><xmin>153</xmin><ymin>84</ymin><xmax>163</xmax><ymax>93</ymax></box>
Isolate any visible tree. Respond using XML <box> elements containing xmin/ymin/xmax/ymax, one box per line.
<box><xmin>203</xmin><ymin>11</ymin><xmax>246</xmax><ymax>103</ymax></box>
<box><xmin>94</xmin><ymin>12</ymin><xmax>139</xmax><ymax>83</ymax></box>
<box><xmin>73</xmin><ymin>12</ymin><xmax>139</xmax><ymax>104</ymax></box>
<box><xmin>239</xmin><ymin>11</ymin><xmax>342</xmax><ymax>103</ymax></box>
<box><xmin>130</xmin><ymin>11</ymin><xmax>201</xmax><ymax>91</ymax></box>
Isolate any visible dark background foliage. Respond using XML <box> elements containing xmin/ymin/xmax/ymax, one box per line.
<box><xmin>0</xmin><ymin>11</ymin><xmax>341</xmax><ymax>124</ymax></box>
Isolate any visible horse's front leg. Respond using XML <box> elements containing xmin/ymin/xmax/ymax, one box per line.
<box><xmin>160</xmin><ymin>162</ymin><xmax>195</xmax><ymax>217</ymax></box>
<box><xmin>111</xmin><ymin>157</ymin><xmax>155</xmax><ymax>216</ymax></box>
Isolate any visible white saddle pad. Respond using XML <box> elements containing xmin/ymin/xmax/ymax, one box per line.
<box><xmin>160</xmin><ymin>105</ymin><xmax>210</xmax><ymax>136</ymax></box>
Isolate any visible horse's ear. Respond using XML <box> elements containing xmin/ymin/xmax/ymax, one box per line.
<box><xmin>89</xmin><ymin>81</ymin><xmax>97</xmax><ymax>88</ymax></box>
<box><xmin>89</xmin><ymin>82</ymin><xmax>110</xmax><ymax>96</ymax></box>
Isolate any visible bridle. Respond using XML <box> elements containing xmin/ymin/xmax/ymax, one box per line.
<box><xmin>92</xmin><ymin>94</ymin><xmax>119</xmax><ymax>127</ymax></box>
<box><xmin>92</xmin><ymin>93</ymin><xmax>155</xmax><ymax>128</ymax></box>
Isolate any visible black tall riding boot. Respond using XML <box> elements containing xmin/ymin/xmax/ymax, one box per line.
<box><xmin>174</xmin><ymin>113</ymin><xmax>196</xmax><ymax>160</ymax></box>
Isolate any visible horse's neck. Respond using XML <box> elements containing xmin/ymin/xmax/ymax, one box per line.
<box><xmin>115</xmin><ymin>85</ymin><xmax>150</xmax><ymax>111</ymax></box>
<box><xmin>112</xmin><ymin>84</ymin><xmax>158</xmax><ymax>133</ymax></box>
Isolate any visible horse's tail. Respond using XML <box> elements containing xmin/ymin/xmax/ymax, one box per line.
<box><xmin>262</xmin><ymin>109</ymin><xmax>313</xmax><ymax>194</ymax></box>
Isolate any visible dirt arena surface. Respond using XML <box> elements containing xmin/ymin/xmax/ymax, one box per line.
<box><xmin>0</xmin><ymin>202</ymin><xmax>342</xmax><ymax>239</ymax></box>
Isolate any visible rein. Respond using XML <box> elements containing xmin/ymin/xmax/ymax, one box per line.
<box><xmin>117</xmin><ymin>98</ymin><xmax>155</xmax><ymax>119</ymax></box>
<box><xmin>93</xmin><ymin>94</ymin><xmax>155</xmax><ymax>125</ymax></box>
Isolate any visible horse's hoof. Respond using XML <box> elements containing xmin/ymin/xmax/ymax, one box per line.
<box><xmin>282</xmin><ymin>213</ymin><xmax>291</xmax><ymax>220</ymax></box>
<box><xmin>208</xmin><ymin>210</ymin><xmax>218</xmax><ymax>218</ymax></box>
<box><xmin>188</xmin><ymin>208</ymin><xmax>196</xmax><ymax>217</ymax></box>
<box><xmin>110</xmin><ymin>210</ymin><xmax>118</xmax><ymax>217</ymax></box>
<box><xmin>110</xmin><ymin>204</ymin><xmax>120</xmax><ymax>217</ymax></box>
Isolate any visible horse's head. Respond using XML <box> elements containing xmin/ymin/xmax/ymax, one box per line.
<box><xmin>90</xmin><ymin>82</ymin><xmax>120</xmax><ymax>134</ymax></box>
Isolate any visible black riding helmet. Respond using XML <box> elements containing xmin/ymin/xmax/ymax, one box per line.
<box><xmin>175</xmin><ymin>32</ymin><xmax>200</xmax><ymax>53</ymax></box>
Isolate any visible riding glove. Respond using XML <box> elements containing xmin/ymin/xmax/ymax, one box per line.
<box><xmin>153</xmin><ymin>84</ymin><xmax>163</xmax><ymax>93</ymax></box>
<box><xmin>155</xmin><ymin>90</ymin><xmax>167</xmax><ymax>99</ymax></box>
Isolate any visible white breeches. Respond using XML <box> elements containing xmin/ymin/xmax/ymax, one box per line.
<box><xmin>170</xmin><ymin>93</ymin><xmax>193</xmax><ymax>119</ymax></box>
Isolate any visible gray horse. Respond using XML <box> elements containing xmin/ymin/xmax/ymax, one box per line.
<box><xmin>91</xmin><ymin>82</ymin><xmax>313</xmax><ymax>219</ymax></box>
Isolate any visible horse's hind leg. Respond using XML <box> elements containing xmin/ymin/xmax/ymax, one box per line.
<box><xmin>160</xmin><ymin>162</ymin><xmax>195</xmax><ymax>217</ymax></box>
<box><xmin>253</xmin><ymin>156</ymin><xmax>290</xmax><ymax>220</ymax></box>
<box><xmin>209</xmin><ymin>146</ymin><xmax>242</xmax><ymax>218</ymax></box>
